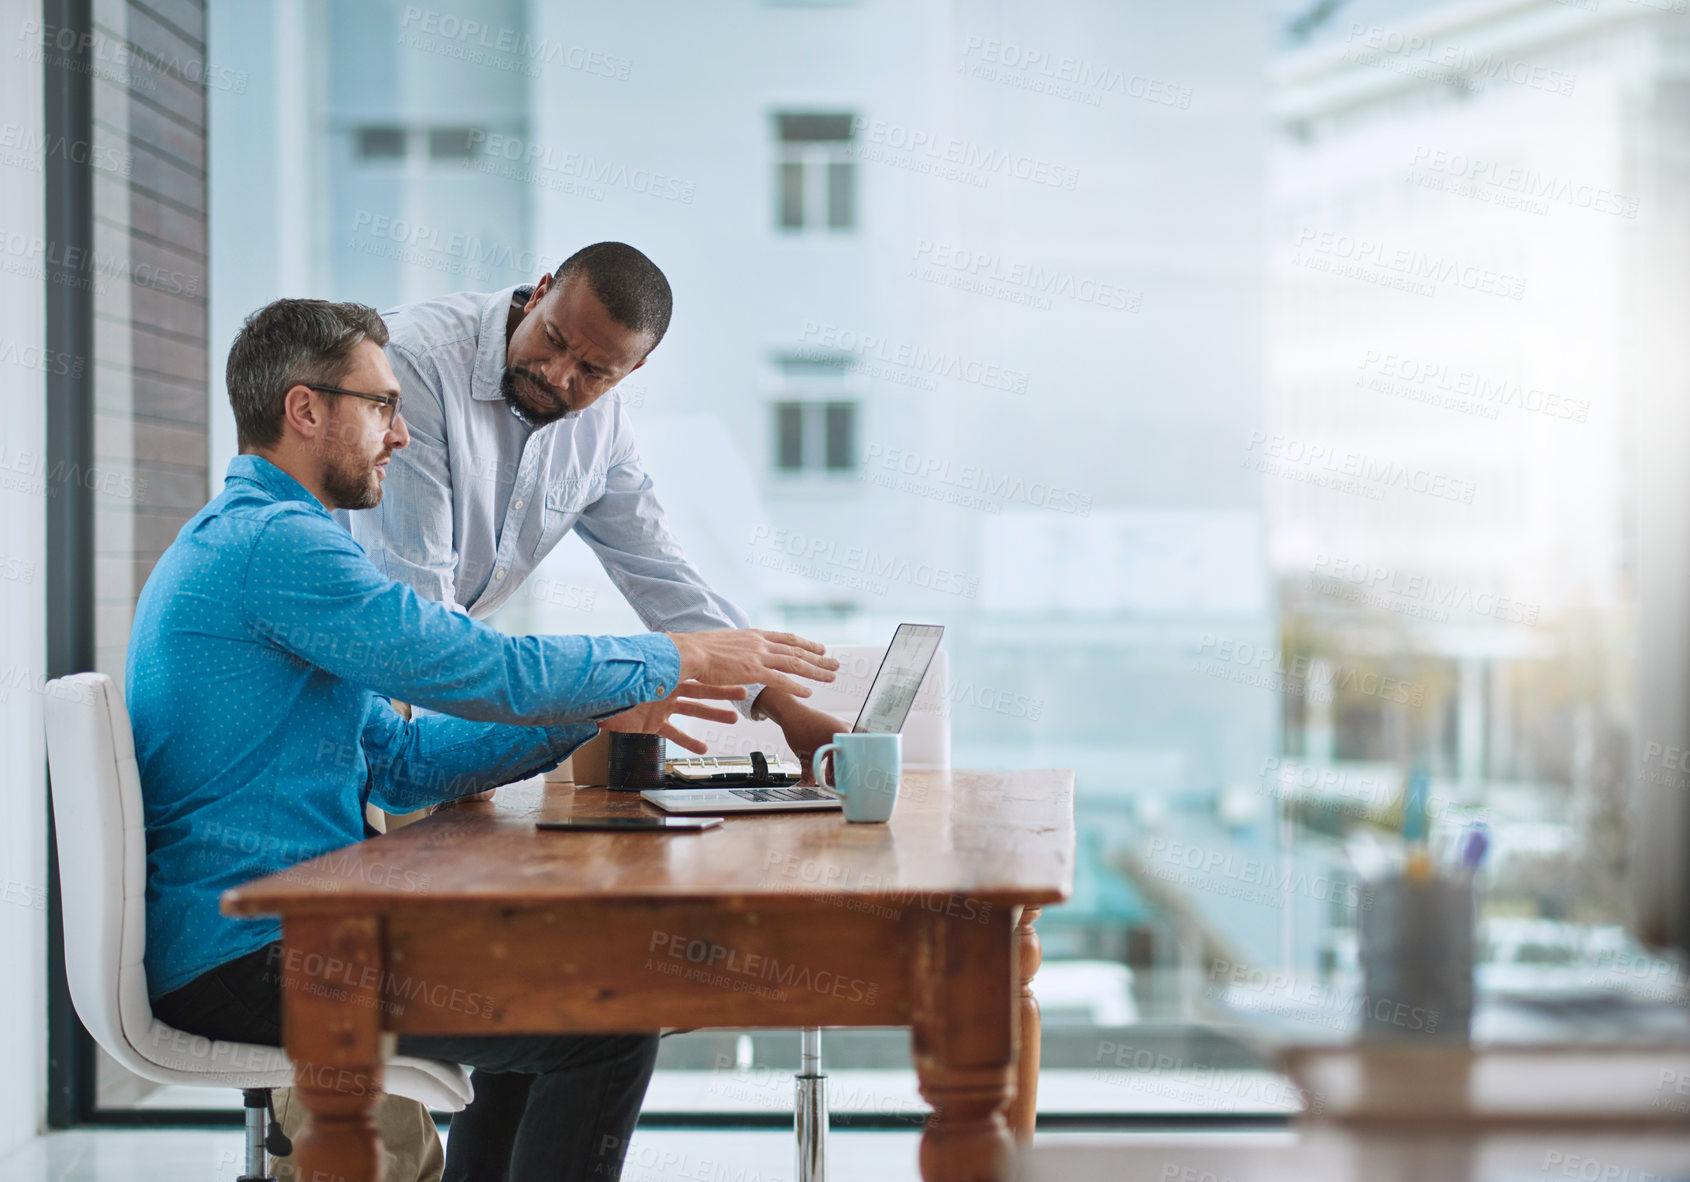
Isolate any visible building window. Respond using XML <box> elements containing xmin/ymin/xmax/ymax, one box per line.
<box><xmin>775</xmin><ymin>402</ymin><xmax>806</xmax><ymax>470</ymax></box>
<box><xmin>773</xmin><ymin>400</ymin><xmax>858</xmax><ymax>473</ymax></box>
<box><xmin>428</xmin><ymin>127</ymin><xmax>480</xmax><ymax>161</ymax></box>
<box><xmin>355</xmin><ymin>126</ymin><xmax>406</xmax><ymax>160</ymax></box>
<box><xmin>774</xmin><ymin>111</ymin><xmax>856</xmax><ymax>232</ymax></box>
<box><xmin>772</xmin><ymin>353</ymin><xmax>857</xmax><ymax>474</ymax></box>
<box><xmin>823</xmin><ymin>401</ymin><xmax>855</xmax><ymax>468</ymax></box>
<box><xmin>354</xmin><ymin>125</ymin><xmax>487</xmax><ymax>164</ymax></box>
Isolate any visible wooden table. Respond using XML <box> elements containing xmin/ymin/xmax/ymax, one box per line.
<box><xmin>223</xmin><ymin>768</ymin><xmax>1074</xmax><ymax>1182</ymax></box>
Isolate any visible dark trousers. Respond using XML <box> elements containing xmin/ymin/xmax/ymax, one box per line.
<box><xmin>154</xmin><ymin>943</ymin><xmax>657</xmax><ymax>1182</ymax></box>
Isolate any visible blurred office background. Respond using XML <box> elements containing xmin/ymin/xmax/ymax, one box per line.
<box><xmin>12</xmin><ymin>0</ymin><xmax>1689</xmax><ymax>1131</ymax></box>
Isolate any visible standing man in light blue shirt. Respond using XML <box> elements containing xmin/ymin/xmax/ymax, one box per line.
<box><xmin>343</xmin><ymin>241</ymin><xmax>848</xmax><ymax>773</ymax></box>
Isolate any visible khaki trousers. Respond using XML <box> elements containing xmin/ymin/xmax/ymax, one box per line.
<box><xmin>271</xmin><ymin>1088</ymin><xmax>445</xmax><ymax>1182</ymax></box>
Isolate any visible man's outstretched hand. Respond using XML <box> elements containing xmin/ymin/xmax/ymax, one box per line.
<box><xmin>665</xmin><ymin>629</ymin><xmax>839</xmax><ymax>698</ymax></box>
<box><xmin>597</xmin><ymin>680</ymin><xmax>748</xmax><ymax>754</ymax></box>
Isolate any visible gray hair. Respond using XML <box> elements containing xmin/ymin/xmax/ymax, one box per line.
<box><xmin>226</xmin><ymin>299</ymin><xmax>389</xmax><ymax>449</ymax></box>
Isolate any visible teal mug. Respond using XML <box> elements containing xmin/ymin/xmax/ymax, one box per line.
<box><xmin>814</xmin><ymin>733</ymin><xmax>902</xmax><ymax>823</ymax></box>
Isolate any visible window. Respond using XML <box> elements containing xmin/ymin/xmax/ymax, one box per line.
<box><xmin>774</xmin><ymin>111</ymin><xmax>856</xmax><ymax>232</ymax></box>
<box><xmin>427</xmin><ymin>127</ymin><xmax>480</xmax><ymax>161</ymax></box>
<box><xmin>354</xmin><ymin>126</ymin><xmax>487</xmax><ymax>164</ymax></box>
<box><xmin>354</xmin><ymin>126</ymin><xmax>406</xmax><ymax>160</ymax></box>
<box><xmin>775</xmin><ymin>401</ymin><xmax>805</xmax><ymax>470</ymax></box>
<box><xmin>200</xmin><ymin>0</ymin><xmax>1676</xmax><ymax>1138</ymax></box>
<box><xmin>772</xmin><ymin>400</ymin><xmax>857</xmax><ymax>473</ymax></box>
<box><xmin>771</xmin><ymin>353</ymin><xmax>856</xmax><ymax>474</ymax></box>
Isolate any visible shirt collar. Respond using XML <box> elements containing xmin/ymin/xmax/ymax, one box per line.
<box><xmin>470</xmin><ymin>285</ymin><xmax>522</xmax><ymax>402</ymax></box>
<box><xmin>224</xmin><ymin>454</ymin><xmax>327</xmax><ymax>513</ymax></box>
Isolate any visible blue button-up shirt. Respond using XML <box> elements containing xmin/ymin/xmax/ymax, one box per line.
<box><xmin>128</xmin><ymin>455</ymin><xmax>680</xmax><ymax>997</ymax></box>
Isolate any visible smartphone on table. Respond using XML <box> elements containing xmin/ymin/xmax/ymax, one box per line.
<box><xmin>535</xmin><ymin>816</ymin><xmax>722</xmax><ymax>833</ymax></box>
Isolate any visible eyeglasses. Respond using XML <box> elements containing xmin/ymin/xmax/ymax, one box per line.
<box><xmin>307</xmin><ymin>384</ymin><xmax>402</xmax><ymax>425</ymax></box>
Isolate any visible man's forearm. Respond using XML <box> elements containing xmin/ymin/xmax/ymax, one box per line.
<box><xmin>754</xmin><ymin>687</ymin><xmax>848</xmax><ymax>737</ymax></box>
<box><xmin>367</xmin><ymin>714</ymin><xmax>595</xmax><ymax>813</ymax></box>
<box><xmin>752</xmin><ymin>686</ymin><xmax>802</xmax><ymax>726</ymax></box>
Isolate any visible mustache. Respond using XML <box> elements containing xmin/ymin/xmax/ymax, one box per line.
<box><xmin>509</xmin><ymin>365</ymin><xmax>565</xmax><ymax>402</ymax></box>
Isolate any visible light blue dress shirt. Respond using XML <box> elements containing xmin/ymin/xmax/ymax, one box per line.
<box><xmin>128</xmin><ymin>454</ymin><xmax>680</xmax><ymax>997</ymax></box>
<box><xmin>341</xmin><ymin>285</ymin><xmax>753</xmax><ymax>640</ymax></box>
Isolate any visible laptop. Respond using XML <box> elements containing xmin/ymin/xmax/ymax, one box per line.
<box><xmin>642</xmin><ymin>623</ymin><xmax>945</xmax><ymax>814</ymax></box>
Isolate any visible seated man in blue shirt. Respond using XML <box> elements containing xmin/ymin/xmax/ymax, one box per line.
<box><xmin>131</xmin><ymin>298</ymin><xmax>837</xmax><ymax>1182</ymax></box>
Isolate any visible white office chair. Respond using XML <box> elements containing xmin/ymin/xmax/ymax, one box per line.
<box><xmin>676</xmin><ymin>644</ymin><xmax>952</xmax><ymax>1182</ymax></box>
<box><xmin>43</xmin><ymin>673</ymin><xmax>472</xmax><ymax>1182</ymax></box>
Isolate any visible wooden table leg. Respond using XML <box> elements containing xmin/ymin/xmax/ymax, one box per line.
<box><xmin>911</xmin><ymin>907</ymin><xmax>1016</xmax><ymax>1182</ymax></box>
<box><xmin>281</xmin><ymin>915</ymin><xmax>386</xmax><ymax>1182</ymax></box>
<box><xmin>1008</xmin><ymin>905</ymin><xmax>1042</xmax><ymax>1142</ymax></box>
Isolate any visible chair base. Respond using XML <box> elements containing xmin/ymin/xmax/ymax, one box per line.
<box><xmin>796</xmin><ymin>1027</ymin><xmax>828</xmax><ymax>1182</ymax></box>
<box><xmin>239</xmin><ymin>1088</ymin><xmax>282</xmax><ymax>1182</ymax></box>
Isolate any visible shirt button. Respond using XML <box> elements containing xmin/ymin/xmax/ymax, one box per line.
<box><xmin>656</xmin><ymin>685</ymin><xmax>666</xmax><ymax>697</ymax></box>
<box><xmin>513</xmin><ymin>500</ymin><xmax>524</xmax><ymax>510</ymax></box>
<box><xmin>495</xmin><ymin>570</ymin><xmax>507</xmax><ymax>580</ymax></box>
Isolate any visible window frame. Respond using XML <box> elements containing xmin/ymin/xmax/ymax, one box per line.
<box><xmin>772</xmin><ymin>109</ymin><xmax>858</xmax><ymax>234</ymax></box>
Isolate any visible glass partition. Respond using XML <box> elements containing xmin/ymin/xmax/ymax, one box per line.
<box><xmin>126</xmin><ymin>0</ymin><xmax>1686</xmax><ymax>1123</ymax></box>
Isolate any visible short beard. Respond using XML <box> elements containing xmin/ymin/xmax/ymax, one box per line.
<box><xmin>500</xmin><ymin>366</ymin><xmax>571</xmax><ymax>428</ymax></box>
<box><xmin>320</xmin><ymin>445</ymin><xmax>383</xmax><ymax>510</ymax></box>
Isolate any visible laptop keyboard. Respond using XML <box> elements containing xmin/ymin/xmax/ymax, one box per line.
<box><xmin>728</xmin><ymin>788</ymin><xmax>833</xmax><ymax>803</ymax></box>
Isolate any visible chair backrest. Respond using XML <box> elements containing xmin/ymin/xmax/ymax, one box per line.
<box><xmin>42</xmin><ymin>673</ymin><xmax>157</xmax><ymax>1071</ymax></box>
<box><xmin>675</xmin><ymin>644</ymin><xmax>952</xmax><ymax>769</ymax></box>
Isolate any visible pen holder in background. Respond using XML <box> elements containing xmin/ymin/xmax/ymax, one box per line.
<box><xmin>607</xmin><ymin>732</ymin><xmax>665</xmax><ymax>792</ymax></box>
<box><xmin>1358</xmin><ymin>869</ymin><xmax>1475</xmax><ymax>1043</ymax></box>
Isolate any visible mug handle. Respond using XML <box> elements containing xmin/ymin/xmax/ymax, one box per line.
<box><xmin>813</xmin><ymin>742</ymin><xmax>843</xmax><ymax>793</ymax></box>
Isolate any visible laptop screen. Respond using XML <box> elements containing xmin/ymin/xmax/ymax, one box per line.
<box><xmin>852</xmin><ymin>624</ymin><xmax>945</xmax><ymax>734</ymax></box>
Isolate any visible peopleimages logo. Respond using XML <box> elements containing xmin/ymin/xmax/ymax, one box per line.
<box><xmin>911</xmin><ymin>239</ymin><xmax>1142</xmax><ymax>312</ymax></box>
<box><xmin>349</xmin><ymin>209</ymin><xmax>551</xmax><ymax>275</ymax></box>
<box><xmin>0</xmin><ymin>229</ymin><xmax>199</xmax><ymax>297</ymax></box>
<box><xmin>1244</xmin><ymin>431</ymin><xmax>1477</xmax><ymax>505</ymax></box>
<box><xmin>0</xmin><ymin>445</ymin><xmax>147</xmax><ymax>503</ymax></box>
<box><xmin>398</xmin><ymin>6</ymin><xmax>631</xmax><ymax>80</ymax></box>
<box><xmin>0</xmin><ymin>340</ymin><xmax>84</xmax><ymax>378</ymax></box>
<box><xmin>1310</xmin><ymin>553</ymin><xmax>1542</xmax><ymax>625</ymax></box>
<box><xmin>1343</xmin><ymin>23</ymin><xmax>1576</xmax><ymax>96</ymax></box>
<box><xmin>862</xmin><ymin>443</ymin><xmax>1093</xmax><ymax>517</ymax></box>
<box><xmin>647</xmin><ymin>930</ymin><xmax>879</xmax><ymax>1005</ymax></box>
<box><xmin>17</xmin><ymin>19</ymin><xmax>249</xmax><ymax>95</ymax></box>
<box><xmin>851</xmin><ymin>116</ymin><xmax>1080</xmax><ymax>191</ymax></box>
<box><xmin>0</xmin><ymin>123</ymin><xmax>130</xmax><ymax>176</ymax></box>
<box><xmin>746</xmin><ymin>525</ymin><xmax>979</xmax><ymax>599</ymax></box>
<box><xmin>1292</xmin><ymin>226</ymin><xmax>1525</xmax><ymax>301</ymax></box>
<box><xmin>1143</xmin><ymin>836</ymin><xmax>1363</xmax><ymax>909</ymax></box>
<box><xmin>466</xmin><ymin>131</ymin><xmax>695</xmax><ymax>204</ymax></box>
<box><xmin>797</xmin><ymin>321</ymin><xmax>1030</xmax><ymax>394</ymax></box>
<box><xmin>1356</xmin><ymin>349</ymin><xmax>1589</xmax><ymax>424</ymax></box>
<box><xmin>958</xmin><ymin>36</ymin><xmax>1193</xmax><ymax>109</ymax></box>
<box><xmin>1194</xmin><ymin>633</ymin><xmax>1426</xmax><ymax>705</ymax></box>
<box><xmin>1409</xmin><ymin>146</ymin><xmax>1638</xmax><ymax>219</ymax></box>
